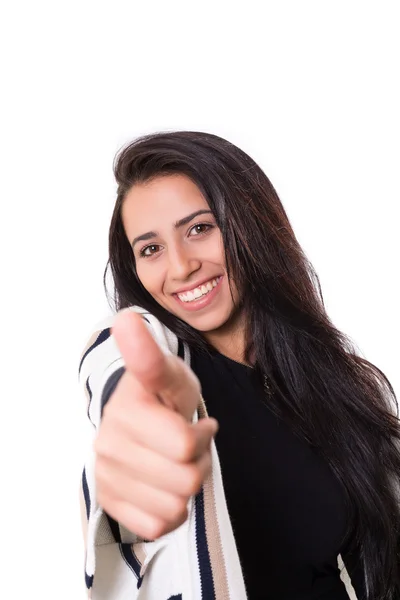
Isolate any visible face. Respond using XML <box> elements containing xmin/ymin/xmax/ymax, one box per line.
<box><xmin>122</xmin><ymin>174</ymin><xmax>241</xmax><ymax>335</ymax></box>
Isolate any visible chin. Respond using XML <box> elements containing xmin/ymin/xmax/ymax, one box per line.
<box><xmin>178</xmin><ymin>309</ymin><xmax>234</xmax><ymax>333</ymax></box>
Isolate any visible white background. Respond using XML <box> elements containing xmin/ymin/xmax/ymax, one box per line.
<box><xmin>1</xmin><ymin>2</ymin><xmax>399</xmax><ymax>598</ymax></box>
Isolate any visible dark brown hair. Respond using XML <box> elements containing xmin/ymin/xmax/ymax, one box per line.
<box><xmin>105</xmin><ymin>131</ymin><xmax>400</xmax><ymax>599</ymax></box>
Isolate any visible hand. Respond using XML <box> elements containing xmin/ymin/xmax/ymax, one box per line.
<box><xmin>94</xmin><ymin>311</ymin><xmax>218</xmax><ymax>540</ymax></box>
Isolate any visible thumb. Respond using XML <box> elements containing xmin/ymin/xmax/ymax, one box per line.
<box><xmin>112</xmin><ymin>310</ymin><xmax>201</xmax><ymax>420</ymax></box>
<box><xmin>112</xmin><ymin>310</ymin><xmax>166</xmax><ymax>381</ymax></box>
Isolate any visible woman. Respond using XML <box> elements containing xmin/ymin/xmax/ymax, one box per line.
<box><xmin>79</xmin><ymin>131</ymin><xmax>400</xmax><ymax>600</ymax></box>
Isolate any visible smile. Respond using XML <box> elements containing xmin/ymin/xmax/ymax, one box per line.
<box><xmin>176</xmin><ymin>277</ymin><xmax>222</xmax><ymax>303</ymax></box>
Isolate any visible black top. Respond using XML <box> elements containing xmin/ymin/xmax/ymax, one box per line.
<box><xmin>190</xmin><ymin>346</ymin><xmax>365</xmax><ymax>600</ymax></box>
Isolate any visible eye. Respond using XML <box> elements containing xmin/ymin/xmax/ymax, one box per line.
<box><xmin>189</xmin><ymin>223</ymin><xmax>213</xmax><ymax>236</ymax></box>
<box><xmin>139</xmin><ymin>244</ymin><xmax>161</xmax><ymax>258</ymax></box>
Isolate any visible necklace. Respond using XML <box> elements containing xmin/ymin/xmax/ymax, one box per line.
<box><xmin>217</xmin><ymin>348</ymin><xmax>273</xmax><ymax>399</ymax></box>
<box><xmin>263</xmin><ymin>374</ymin><xmax>272</xmax><ymax>398</ymax></box>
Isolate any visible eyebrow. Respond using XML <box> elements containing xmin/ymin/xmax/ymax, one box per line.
<box><xmin>131</xmin><ymin>209</ymin><xmax>213</xmax><ymax>249</ymax></box>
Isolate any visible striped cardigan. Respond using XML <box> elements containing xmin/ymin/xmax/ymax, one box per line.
<box><xmin>79</xmin><ymin>306</ymin><xmax>357</xmax><ymax>600</ymax></box>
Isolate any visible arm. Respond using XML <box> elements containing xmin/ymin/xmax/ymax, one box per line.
<box><xmin>78</xmin><ymin>309</ymin><xmax>213</xmax><ymax>599</ymax></box>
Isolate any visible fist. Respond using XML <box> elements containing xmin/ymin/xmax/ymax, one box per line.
<box><xmin>94</xmin><ymin>311</ymin><xmax>218</xmax><ymax>540</ymax></box>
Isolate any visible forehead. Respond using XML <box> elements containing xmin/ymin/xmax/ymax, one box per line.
<box><xmin>122</xmin><ymin>174</ymin><xmax>210</xmax><ymax>234</ymax></box>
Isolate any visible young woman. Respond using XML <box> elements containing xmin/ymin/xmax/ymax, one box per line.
<box><xmin>79</xmin><ymin>131</ymin><xmax>400</xmax><ymax>600</ymax></box>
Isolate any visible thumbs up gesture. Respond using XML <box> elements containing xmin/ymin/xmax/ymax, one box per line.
<box><xmin>94</xmin><ymin>311</ymin><xmax>218</xmax><ymax>540</ymax></box>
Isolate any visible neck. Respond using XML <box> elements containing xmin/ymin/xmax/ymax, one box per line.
<box><xmin>204</xmin><ymin>313</ymin><xmax>252</xmax><ymax>367</ymax></box>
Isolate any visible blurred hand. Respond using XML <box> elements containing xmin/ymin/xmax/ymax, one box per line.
<box><xmin>94</xmin><ymin>311</ymin><xmax>218</xmax><ymax>540</ymax></box>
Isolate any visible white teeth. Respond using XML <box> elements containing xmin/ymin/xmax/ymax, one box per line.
<box><xmin>193</xmin><ymin>288</ymin><xmax>203</xmax><ymax>299</ymax></box>
<box><xmin>178</xmin><ymin>277</ymin><xmax>220</xmax><ymax>303</ymax></box>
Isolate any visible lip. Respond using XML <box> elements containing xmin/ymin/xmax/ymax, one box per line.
<box><xmin>172</xmin><ymin>276</ymin><xmax>222</xmax><ymax>295</ymax></box>
<box><xmin>173</xmin><ymin>276</ymin><xmax>223</xmax><ymax>312</ymax></box>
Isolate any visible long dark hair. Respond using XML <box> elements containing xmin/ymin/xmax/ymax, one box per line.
<box><xmin>105</xmin><ymin>130</ymin><xmax>400</xmax><ymax>599</ymax></box>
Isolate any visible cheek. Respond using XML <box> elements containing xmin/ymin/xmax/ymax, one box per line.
<box><xmin>200</xmin><ymin>231</ymin><xmax>224</xmax><ymax>265</ymax></box>
<box><xmin>136</xmin><ymin>263</ymin><xmax>163</xmax><ymax>296</ymax></box>
<box><xmin>214</xmin><ymin>234</ymin><xmax>226</xmax><ymax>264</ymax></box>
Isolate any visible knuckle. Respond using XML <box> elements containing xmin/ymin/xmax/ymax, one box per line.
<box><xmin>146</xmin><ymin>518</ymin><xmax>168</xmax><ymax>541</ymax></box>
<box><xmin>121</xmin><ymin>512</ymin><xmax>145</xmax><ymax>538</ymax></box>
<box><xmin>110</xmin><ymin>503</ymin><xmax>139</xmax><ymax>536</ymax></box>
<box><xmin>177</xmin><ymin>429</ymin><xmax>197</xmax><ymax>462</ymax></box>
<box><xmin>173</xmin><ymin>505</ymin><xmax>189</xmax><ymax>529</ymax></box>
<box><xmin>183</xmin><ymin>466</ymin><xmax>203</xmax><ymax>496</ymax></box>
<box><xmin>94</xmin><ymin>435</ymin><xmax>112</xmax><ymax>459</ymax></box>
<box><xmin>167</xmin><ymin>496</ymin><xmax>188</xmax><ymax>523</ymax></box>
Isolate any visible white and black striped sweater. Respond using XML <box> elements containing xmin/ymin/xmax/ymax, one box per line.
<box><xmin>79</xmin><ymin>307</ymin><xmax>357</xmax><ymax>600</ymax></box>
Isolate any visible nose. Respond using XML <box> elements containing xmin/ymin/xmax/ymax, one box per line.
<box><xmin>167</xmin><ymin>243</ymin><xmax>201</xmax><ymax>282</ymax></box>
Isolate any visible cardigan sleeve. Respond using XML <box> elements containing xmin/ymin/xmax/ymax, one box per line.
<box><xmin>78</xmin><ymin>309</ymin><xmax>178</xmax><ymax>596</ymax></box>
<box><xmin>78</xmin><ymin>316</ymin><xmax>130</xmax><ymax>593</ymax></box>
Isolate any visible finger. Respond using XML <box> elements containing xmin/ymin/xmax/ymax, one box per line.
<box><xmin>98</xmin><ymin>498</ymin><xmax>178</xmax><ymax>541</ymax></box>
<box><xmin>98</xmin><ymin>478</ymin><xmax>189</xmax><ymax>533</ymax></box>
<box><xmin>99</xmin><ymin>437</ymin><xmax>212</xmax><ymax>497</ymax></box>
<box><xmin>112</xmin><ymin>311</ymin><xmax>201</xmax><ymax>419</ymax></box>
<box><xmin>126</xmin><ymin>408</ymin><xmax>218</xmax><ymax>462</ymax></box>
<box><xmin>99</xmin><ymin>393</ymin><xmax>218</xmax><ymax>463</ymax></box>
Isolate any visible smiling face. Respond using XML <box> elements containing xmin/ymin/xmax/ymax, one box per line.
<box><xmin>122</xmin><ymin>174</ymin><xmax>242</xmax><ymax>337</ymax></box>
